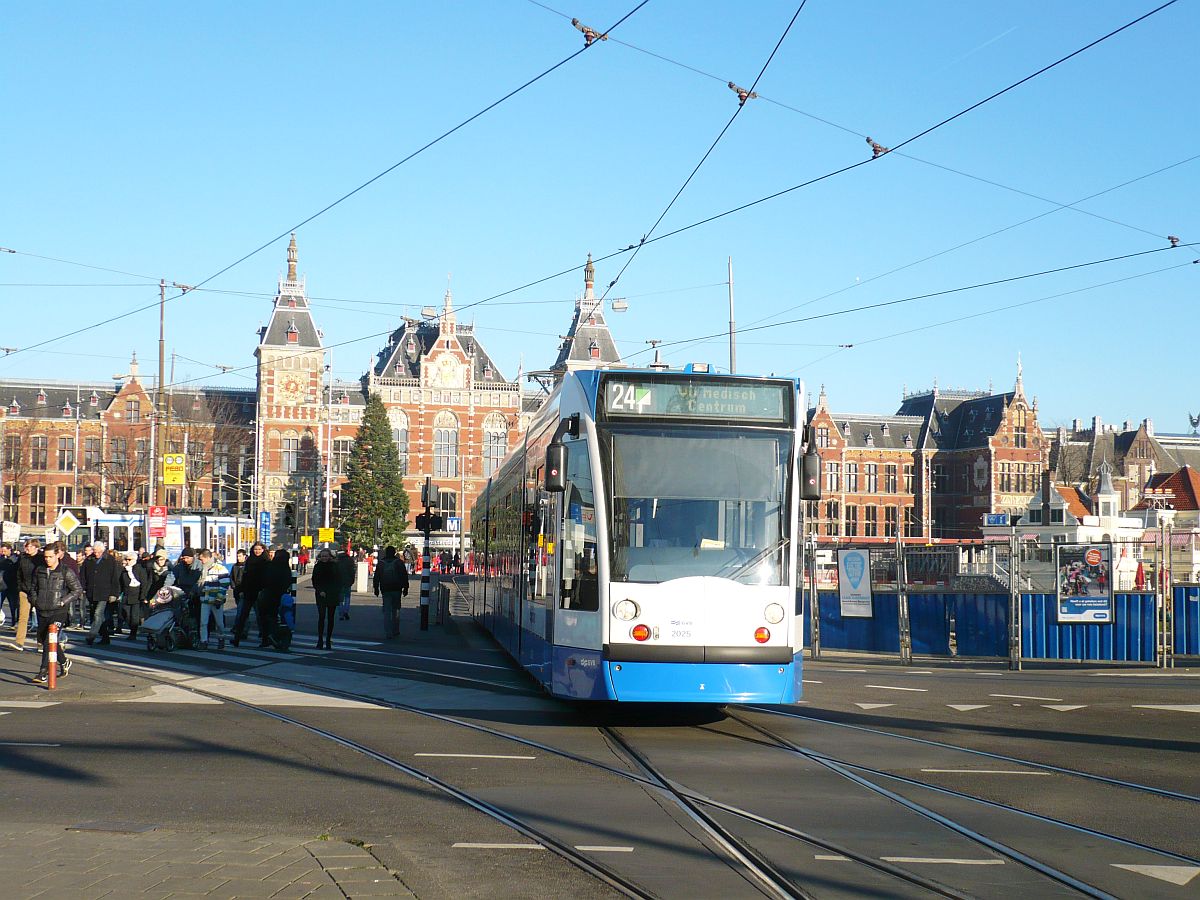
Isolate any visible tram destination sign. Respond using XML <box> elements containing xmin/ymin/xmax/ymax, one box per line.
<box><xmin>601</xmin><ymin>375</ymin><xmax>790</xmax><ymax>424</ymax></box>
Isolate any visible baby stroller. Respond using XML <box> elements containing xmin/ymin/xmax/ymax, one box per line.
<box><xmin>143</xmin><ymin>586</ymin><xmax>197</xmax><ymax>652</ymax></box>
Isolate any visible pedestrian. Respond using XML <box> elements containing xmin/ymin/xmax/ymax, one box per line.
<box><xmin>31</xmin><ymin>541</ymin><xmax>79</xmax><ymax>684</ymax></box>
<box><xmin>452</xmin><ymin>550</ymin><xmax>462</xmax><ymax>574</ymax></box>
<box><xmin>311</xmin><ymin>549</ymin><xmax>341</xmax><ymax>650</ymax></box>
<box><xmin>118</xmin><ymin>552</ymin><xmax>145</xmax><ymax>641</ymax></box>
<box><xmin>129</xmin><ymin>550</ymin><xmax>157</xmax><ymax>641</ymax></box>
<box><xmin>372</xmin><ymin>545</ymin><xmax>409</xmax><ymax>639</ymax></box>
<box><xmin>257</xmin><ymin>547</ymin><xmax>292</xmax><ymax>650</ymax></box>
<box><xmin>196</xmin><ymin>549</ymin><xmax>230</xmax><ymax>650</ymax></box>
<box><xmin>14</xmin><ymin>540</ymin><xmax>44</xmax><ymax>652</ymax></box>
<box><xmin>231</xmin><ymin>542</ymin><xmax>268</xmax><ymax>647</ymax></box>
<box><xmin>0</xmin><ymin>542</ymin><xmax>18</xmax><ymax>637</ymax></box>
<box><xmin>82</xmin><ymin>541</ymin><xmax>122</xmax><ymax>646</ymax></box>
<box><xmin>297</xmin><ymin>546</ymin><xmax>310</xmax><ymax>576</ymax></box>
<box><xmin>335</xmin><ymin>549</ymin><xmax>356</xmax><ymax>621</ymax></box>
<box><xmin>168</xmin><ymin>548</ymin><xmax>202</xmax><ymax>629</ymax></box>
<box><xmin>229</xmin><ymin>547</ymin><xmax>247</xmax><ymax>631</ymax></box>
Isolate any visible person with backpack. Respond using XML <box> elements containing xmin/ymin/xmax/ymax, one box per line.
<box><xmin>258</xmin><ymin>548</ymin><xmax>293</xmax><ymax>651</ymax></box>
<box><xmin>335</xmin><ymin>549</ymin><xmax>356</xmax><ymax>621</ymax></box>
<box><xmin>31</xmin><ymin>541</ymin><xmax>80</xmax><ymax>684</ymax></box>
<box><xmin>310</xmin><ymin>549</ymin><xmax>342</xmax><ymax>650</ymax></box>
<box><xmin>372</xmin><ymin>545</ymin><xmax>409</xmax><ymax>640</ymax></box>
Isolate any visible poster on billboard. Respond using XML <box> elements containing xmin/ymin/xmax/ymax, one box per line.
<box><xmin>1055</xmin><ymin>542</ymin><xmax>1113</xmax><ymax>623</ymax></box>
<box><xmin>838</xmin><ymin>548</ymin><xmax>873</xmax><ymax>617</ymax></box>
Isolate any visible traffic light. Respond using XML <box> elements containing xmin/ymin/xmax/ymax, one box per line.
<box><xmin>284</xmin><ymin>503</ymin><xmax>295</xmax><ymax>527</ymax></box>
<box><xmin>415</xmin><ymin>513</ymin><xmax>444</xmax><ymax>533</ymax></box>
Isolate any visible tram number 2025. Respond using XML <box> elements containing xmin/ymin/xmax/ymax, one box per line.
<box><xmin>671</xmin><ymin>620</ymin><xmax>692</xmax><ymax>639</ymax></box>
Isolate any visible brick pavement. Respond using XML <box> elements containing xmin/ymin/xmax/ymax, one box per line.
<box><xmin>0</xmin><ymin>825</ymin><xmax>415</xmax><ymax>899</ymax></box>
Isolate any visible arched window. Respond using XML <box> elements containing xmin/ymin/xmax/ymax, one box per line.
<box><xmin>389</xmin><ymin>410</ymin><xmax>410</xmax><ymax>476</ymax></box>
<box><xmin>483</xmin><ymin>413</ymin><xmax>507</xmax><ymax>477</ymax></box>
<box><xmin>433</xmin><ymin>411</ymin><xmax>458</xmax><ymax>478</ymax></box>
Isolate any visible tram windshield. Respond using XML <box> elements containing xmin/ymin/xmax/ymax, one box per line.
<box><xmin>604</xmin><ymin>427</ymin><xmax>792</xmax><ymax>584</ymax></box>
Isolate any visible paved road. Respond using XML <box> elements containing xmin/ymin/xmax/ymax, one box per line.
<box><xmin>1</xmin><ymin>594</ymin><xmax>1197</xmax><ymax>898</ymax></box>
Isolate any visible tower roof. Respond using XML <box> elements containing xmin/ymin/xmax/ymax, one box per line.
<box><xmin>552</xmin><ymin>255</ymin><xmax>623</xmax><ymax>373</ymax></box>
<box><xmin>259</xmin><ymin>235</ymin><xmax>322</xmax><ymax>350</ymax></box>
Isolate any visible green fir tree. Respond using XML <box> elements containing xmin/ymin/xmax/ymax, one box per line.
<box><xmin>338</xmin><ymin>393</ymin><xmax>410</xmax><ymax>547</ymax></box>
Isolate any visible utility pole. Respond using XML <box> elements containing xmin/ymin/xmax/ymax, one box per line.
<box><xmin>323</xmin><ymin>347</ymin><xmax>334</xmax><ymax>531</ymax></box>
<box><xmin>897</xmin><ymin>529</ymin><xmax>911</xmax><ymax>665</ymax></box>
<box><xmin>727</xmin><ymin>256</ymin><xmax>737</xmax><ymax>375</ymax></box>
<box><xmin>1008</xmin><ymin>524</ymin><xmax>1021</xmax><ymax>670</ymax></box>
<box><xmin>157</xmin><ymin>279</ymin><xmax>167</xmax><ymax>505</ymax></box>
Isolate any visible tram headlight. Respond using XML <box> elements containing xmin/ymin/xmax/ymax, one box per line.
<box><xmin>612</xmin><ymin>599</ymin><xmax>640</xmax><ymax>621</ymax></box>
<box><xmin>763</xmin><ymin>603</ymin><xmax>785</xmax><ymax>625</ymax></box>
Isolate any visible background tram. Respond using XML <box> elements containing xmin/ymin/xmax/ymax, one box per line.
<box><xmin>469</xmin><ymin>367</ymin><xmax>821</xmax><ymax>704</ymax></box>
<box><xmin>63</xmin><ymin>508</ymin><xmax>250</xmax><ymax>564</ymax></box>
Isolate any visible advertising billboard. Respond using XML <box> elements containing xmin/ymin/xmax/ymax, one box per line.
<box><xmin>1055</xmin><ymin>542</ymin><xmax>1113</xmax><ymax>623</ymax></box>
<box><xmin>837</xmin><ymin>548</ymin><xmax>873</xmax><ymax>618</ymax></box>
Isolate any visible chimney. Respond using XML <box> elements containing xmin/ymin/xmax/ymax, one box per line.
<box><xmin>1071</xmin><ymin>418</ymin><xmax>1082</xmax><ymax>432</ymax></box>
<box><xmin>1091</xmin><ymin>415</ymin><xmax>1102</xmax><ymax>434</ymax></box>
<box><xmin>1042</xmin><ymin>470</ymin><xmax>1051</xmax><ymax>525</ymax></box>
<box><xmin>1144</xmin><ymin>417</ymin><xmax>1154</xmax><ymax>436</ymax></box>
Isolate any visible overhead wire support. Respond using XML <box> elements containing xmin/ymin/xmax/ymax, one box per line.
<box><xmin>599</xmin><ymin>1</ymin><xmax>809</xmax><ymax>303</ymax></box>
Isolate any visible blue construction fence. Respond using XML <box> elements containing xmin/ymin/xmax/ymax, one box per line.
<box><xmin>802</xmin><ymin>587</ymin><xmax>1200</xmax><ymax>662</ymax></box>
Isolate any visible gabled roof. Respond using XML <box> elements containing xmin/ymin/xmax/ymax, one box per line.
<box><xmin>552</xmin><ymin>255</ymin><xmax>623</xmax><ymax>372</ymax></box>
<box><xmin>1134</xmin><ymin>465</ymin><xmax>1200</xmax><ymax>511</ymax></box>
<box><xmin>372</xmin><ymin>319</ymin><xmax>506</xmax><ymax>384</ymax></box>
<box><xmin>259</xmin><ymin>235</ymin><xmax>322</xmax><ymax>350</ymax></box>
<box><xmin>1055</xmin><ymin>485</ymin><xmax>1092</xmax><ymax>519</ymax></box>
<box><xmin>894</xmin><ymin>387</ymin><xmax>1014</xmax><ymax>450</ymax></box>
<box><xmin>816</xmin><ymin>412</ymin><xmax>923</xmax><ymax>450</ymax></box>
<box><xmin>0</xmin><ymin>378</ymin><xmax>118</xmax><ymax>421</ymax></box>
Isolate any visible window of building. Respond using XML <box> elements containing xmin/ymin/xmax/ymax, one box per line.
<box><xmin>825</xmin><ymin>500</ymin><xmax>840</xmax><ymax>536</ymax></box>
<box><xmin>2</xmin><ymin>435</ymin><xmax>20</xmax><ymax>471</ymax></box>
<box><xmin>825</xmin><ymin>462</ymin><xmax>840</xmax><ymax>492</ymax></box>
<box><xmin>844</xmin><ymin>504</ymin><xmax>858</xmax><ymax>537</ymax></box>
<box><xmin>1013</xmin><ymin>405</ymin><xmax>1028</xmax><ymax>448</ymax></box>
<box><xmin>165</xmin><ymin>488</ymin><xmax>179</xmax><ymax>507</ymax></box>
<box><xmin>29</xmin><ymin>486</ymin><xmax>47</xmax><ymax>525</ymax></box>
<box><xmin>933</xmin><ymin>464</ymin><xmax>947</xmax><ymax>493</ymax></box>
<box><xmin>3</xmin><ymin>484</ymin><xmax>19</xmax><ymax>520</ymax></box>
<box><xmin>135</xmin><ymin>439</ymin><xmax>150</xmax><ymax>471</ymax></box>
<box><xmin>136</xmin><ymin>484</ymin><xmax>150</xmax><ymax>506</ymax></box>
<box><xmin>904</xmin><ymin>464</ymin><xmax>914</xmax><ymax>494</ymax></box>
<box><xmin>884</xmin><ymin>506</ymin><xmax>898</xmax><ymax>537</ymax></box>
<box><xmin>863</xmin><ymin>505</ymin><xmax>878</xmax><ymax>537</ymax></box>
<box><xmin>904</xmin><ymin>505</ymin><xmax>920</xmax><ymax>537</ymax></box>
<box><xmin>30</xmin><ymin>436</ymin><xmax>48</xmax><ymax>471</ymax></box>
<box><xmin>845</xmin><ymin>462</ymin><xmax>858</xmax><ymax>492</ymax></box>
<box><xmin>885</xmin><ymin>464</ymin><xmax>897</xmax><ymax>493</ymax></box>
<box><xmin>440</xmin><ymin>491</ymin><xmax>457</xmax><ymax>517</ymax></box>
<box><xmin>82</xmin><ymin>486</ymin><xmax>99</xmax><ymax>506</ymax></box>
<box><xmin>483</xmin><ymin>413</ymin><xmax>507</xmax><ymax>477</ymax></box>
<box><xmin>864</xmin><ymin>463</ymin><xmax>878</xmax><ymax>493</ymax></box>
<box><xmin>56</xmin><ymin>485</ymin><xmax>73</xmax><ymax>508</ymax></box>
<box><xmin>57</xmin><ymin>436</ymin><xmax>75</xmax><ymax>471</ymax></box>
<box><xmin>332</xmin><ymin>438</ymin><xmax>353</xmax><ymax>475</ymax></box>
<box><xmin>84</xmin><ymin>438</ymin><xmax>102</xmax><ymax>471</ymax></box>
<box><xmin>110</xmin><ymin>438</ymin><xmax>128</xmax><ymax>469</ymax></box>
<box><xmin>433</xmin><ymin>412</ymin><xmax>459</xmax><ymax>478</ymax></box>
<box><xmin>281</xmin><ymin>437</ymin><xmax>300</xmax><ymax>473</ymax></box>
<box><xmin>1050</xmin><ymin>508</ymin><xmax>1064</xmax><ymax>524</ymax></box>
<box><xmin>126</xmin><ymin>399</ymin><xmax>140</xmax><ymax>423</ymax></box>
<box><xmin>816</xmin><ymin>426</ymin><xmax>830</xmax><ymax>448</ymax></box>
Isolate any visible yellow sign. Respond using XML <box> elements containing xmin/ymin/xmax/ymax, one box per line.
<box><xmin>300</xmin><ymin>534</ymin><xmax>313</xmax><ymax>548</ymax></box>
<box><xmin>318</xmin><ymin>527</ymin><xmax>335</xmax><ymax>543</ymax></box>
<box><xmin>163</xmin><ymin>453</ymin><xmax>186</xmax><ymax>486</ymax></box>
<box><xmin>54</xmin><ymin>510</ymin><xmax>81</xmax><ymax>536</ymax></box>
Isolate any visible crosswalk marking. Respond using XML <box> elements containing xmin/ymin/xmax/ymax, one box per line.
<box><xmin>116</xmin><ymin>685</ymin><xmax>223</xmax><ymax>705</ymax></box>
<box><xmin>882</xmin><ymin>857</ymin><xmax>1003</xmax><ymax>866</ymax></box>
<box><xmin>1132</xmin><ymin>704</ymin><xmax>1200</xmax><ymax>714</ymax></box>
<box><xmin>453</xmin><ymin>843</ymin><xmax>545</xmax><ymax>850</ymax></box>
<box><xmin>854</xmin><ymin>703</ymin><xmax>894</xmax><ymax>710</ymax></box>
<box><xmin>1042</xmin><ymin>704</ymin><xmax>1087</xmax><ymax>712</ymax></box>
<box><xmin>1111</xmin><ymin>864</ymin><xmax>1200</xmax><ymax>885</ymax></box>
<box><xmin>0</xmin><ymin>701</ymin><xmax>61</xmax><ymax>708</ymax></box>
<box><xmin>989</xmin><ymin>693</ymin><xmax>1063</xmax><ymax>702</ymax></box>
<box><xmin>865</xmin><ymin>684</ymin><xmax>927</xmax><ymax>692</ymax></box>
<box><xmin>946</xmin><ymin>704</ymin><xmax>990</xmax><ymax>711</ymax></box>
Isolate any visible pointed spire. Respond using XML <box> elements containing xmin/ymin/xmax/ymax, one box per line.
<box><xmin>584</xmin><ymin>253</ymin><xmax>595</xmax><ymax>298</ymax></box>
<box><xmin>1015</xmin><ymin>351</ymin><xmax>1024</xmax><ymax>395</ymax></box>
<box><xmin>444</xmin><ymin>273</ymin><xmax>454</xmax><ymax>316</ymax></box>
<box><xmin>129</xmin><ymin>350</ymin><xmax>140</xmax><ymax>381</ymax></box>
<box><xmin>287</xmin><ymin>233</ymin><xmax>298</xmax><ymax>282</ymax></box>
<box><xmin>817</xmin><ymin>384</ymin><xmax>828</xmax><ymax>410</ymax></box>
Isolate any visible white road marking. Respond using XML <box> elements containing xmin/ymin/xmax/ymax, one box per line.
<box><xmin>1132</xmin><ymin>704</ymin><xmax>1200</xmax><ymax>714</ymax></box>
<box><xmin>70</xmin><ymin>651</ymin><xmax>210</xmax><ymax>677</ymax></box>
<box><xmin>575</xmin><ymin>846</ymin><xmax>634</xmax><ymax>853</ymax></box>
<box><xmin>1111</xmin><ymin>864</ymin><xmax>1200</xmax><ymax>886</ymax></box>
<box><xmin>415</xmin><ymin>753</ymin><xmax>535</xmax><ymax>760</ymax></box>
<box><xmin>835</xmin><ymin>668</ymin><xmax>867</xmax><ymax>672</ymax></box>
<box><xmin>971</xmin><ymin>672</ymin><xmax>1005</xmax><ymax>676</ymax></box>
<box><xmin>907</xmin><ymin>671</ymin><xmax>934</xmax><ymax>675</ymax></box>
<box><xmin>989</xmin><ymin>693</ymin><xmax>1063</xmax><ymax>702</ymax></box>
<box><xmin>453</xmin><ymin>843</ymin><xmax>545</xmax><ymax>850</ymax></box>
<box><xmin>802</xmin><ymin>679</ymin><xmax>824</xmax><ymax>684</ymax></box>
<box><xmin>1043</xmin><ymin>704</ymin><xmax>1087</xmax><ymax>712</ymax></box>
<box><xmin>814</xmin><ymin>854</ymin><xmax>850</xmax><ymax>861</ymax></box>
<box><xmin>0</xmin><ymin>741</ymin><xmax>60</xmax><ymax>747</ymax></box>
<box><xmin>865</xmin><ymin>684</ymin><xmax>927</xmax><ymax>692</ymax></box>
<box><xmin>882</xmin><ymin>857</ymin><xmax>1004</xmax><ymax>866</ymax></box>
<box><xmin>946</xmin><ymin>704</ymin><xmax>990</xmax><ymax>712</ymax></box>
<box><xmin>921</xmin><ymin>769</ymin><xmax>1049</xmax><ymax>776</ymax></box>
<box><xmin>0</xmin><ymin>701</ymin><xmax>61</xmax><ymax>708</ymax></box>
<box><xmin>854</xmin><ymin>703</ymin><xmax>894</xmax><ymax>710</ymax></box>
<box><xmin>183</xmin><ymin>675</ymin><xmax>386</xmax><ymax>708</ymax></box>
<box><xmin>116</xmin><ymin>685</ymin><xmax>223</xmax><ymax>704</ymax></box>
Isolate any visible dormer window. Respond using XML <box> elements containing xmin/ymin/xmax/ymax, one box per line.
<box><xmin>589</xmin><ymin>340</ymin><xmax>600</xmax><ymax>360</ymax></box>
<box><xmin>286</xmin><ymin>320</ymin><xmax>299</xmax><ymax>344</ymax></box>
<box><xmin>287</xmin><ymin>298</ymin><xmax>296</xmax><ymax>308</ymax></box>
<box><xmin>9</xmin><ymin>398</ymin><xmax>19</xmax><ymax>415</ymax></box>
<box><xmin>192</xmin><ymin>394</ymin><xmax>202</xmax><ymax>410</ymax></box>
<box><xmin>62</xmin><ymin>402</ymin><xmax>72</xmax><ymax>418</ymax></box>
<box><xmin>340</xmin><ymin>393</ymin><xmax>350</xmax><ymax>406</ymax></box>
<box><xmin>865</xmin><ymin>433</ymin><xmax>875</xmax><ymax>447</ymax></box>
<box><xmin>904</xmin><ymin>433</ymin><xmax>913</xmax><ymax>448</ymax></box>
<box><xmin>841</xmin><ymin>421</ymin><xmax>850</xmax><ymax>434</ymax></box>
<box><xmin>880</xmin><ymin>422</ymin><xmax>889</xmax><ymax>436</ymax></box>
<box><xmin>89</xmin><ymin>391</ymin><xmax>99</xmax><ymax>407</ymax></box>
<box><xmin>36</xmin><ymin>389</ymin><xmax>46</xmax><ymax>405</ymax></box>
<box><xmin>484</xmin><ymin>364</ymin><xmax>493</xmax><ymax>381</ymax></box>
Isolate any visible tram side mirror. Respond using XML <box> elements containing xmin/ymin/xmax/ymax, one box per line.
<box><xmin>545</xmin><ymin>443</ymin><xmax>567</xmax><ymax>493</ymax></box>
<box><xmin>800</xmin><ymin>449</ymin><xmax>822</xmax><ymax>502</ymax></box>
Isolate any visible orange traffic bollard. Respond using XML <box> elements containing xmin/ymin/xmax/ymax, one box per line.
<box><xmin>46</xmin><ymin>623</ymin><xmax>58</xmax><ymax>691</ymax></box>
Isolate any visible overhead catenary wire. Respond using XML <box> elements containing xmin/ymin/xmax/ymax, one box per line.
<box><xmin>0</xmin><ymin>0</ymin><xmax>650</xmax><ymax>361</ymax></box>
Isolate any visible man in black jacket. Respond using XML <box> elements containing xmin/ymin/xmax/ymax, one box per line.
<box><xmin>32</xmin><ymin>541</ymin><xmax>81</xmax><ymax>683</ymax></box>
<box><xmin>82</xmin><ymin>541</ymin><xmax>123</xmax><ymax>646</ymax></box>
<box><xmin>12</xmin><ymin>539</ymin><xmax>44</xmax><ymax>652</ymax></box>
<box><xmin>0</xmin><ymin>543</ymin><xmax>18</xmax><ymax>635</ymax></box>
<box><xmin>372</xmin><ymin>546</ymin><xmax>409</xmax><ymax>639</ymax></box>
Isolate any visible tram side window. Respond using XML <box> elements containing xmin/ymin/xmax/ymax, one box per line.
<box><xmin>560</xmin><ymin>441</ymin><xmax>598</xmax><ymax>611</ymax></box>
<box><xmin>95</xmin><ymin>526</ymin><xmax>110</xmax><ymax>547</ymax></box>
<box><xmin>112</xmin><ymin>527</ymin><xmax>129</xmax><ymax>552</ymax></box>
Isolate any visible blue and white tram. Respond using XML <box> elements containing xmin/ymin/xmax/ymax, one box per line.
<box><xmin>65</xmin><ymin>508</ymin><xmax>247</xmax><ymax>564</ymax></box>
<box><xmin>470</xmin><ymin>367</ymin><xmax>821</xmax><ymax>704</ymax></box>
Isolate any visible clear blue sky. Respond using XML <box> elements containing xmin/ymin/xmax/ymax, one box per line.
<box><xmin>2</xmin><ymin>1</ymin><xmax>1196</xmax><ymax>433</ymax></box>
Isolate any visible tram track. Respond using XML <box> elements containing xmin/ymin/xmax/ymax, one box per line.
<box><xmin>70</xmin><ymin>643</ymin><xmax>1198</xmax><ymax>898</ymax></box>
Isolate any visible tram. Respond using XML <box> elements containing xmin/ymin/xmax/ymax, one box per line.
<box><xmin>63</xmin><ymin>507</ymin><xmax>249</xmax><ymax>564</ymax></box>
<box><xmin>469</xmin><ymin>366</ymin><xmax>821</xmax><ymax>703</ymax></box>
